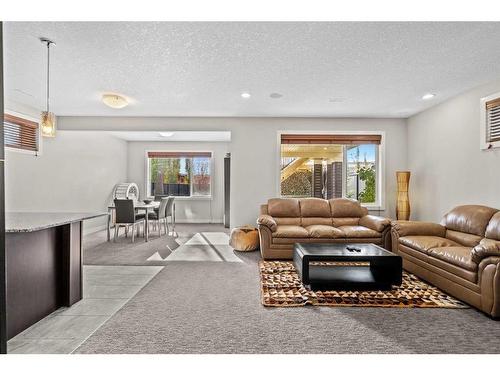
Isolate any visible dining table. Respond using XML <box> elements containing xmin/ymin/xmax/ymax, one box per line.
<box><xmin>107</xmin><ymin>200</ymin><xmax>160</xmax><ymax>242</ymax></box>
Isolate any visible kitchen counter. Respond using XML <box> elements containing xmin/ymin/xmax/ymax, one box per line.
<box><xmin>5</xmin><ymin>211</ymin><xmax>108</xmax><ymax>339</ymax></box>
<box><xmin>6</xmin><ymin>212</ymin><xmax>108</xmax><ymax>233</ymax></box>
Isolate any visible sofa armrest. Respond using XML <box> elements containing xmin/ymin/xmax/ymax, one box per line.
<box><xmin>472</xmin><ymin>239</ymin><xmax>500</xmax><ymax>264</ymax></box>
<box><xmin>359</xmin><ymin>215</ymin><xmax>390</xmax><ymax>232</ymax></box>
<box><xmin>391</xmin><ymin>220</ymin><xmax>446</xmax><ymax>237</ymax></box>
<box><xmin>257</xmin><ymin>214</ymin><xmax>277</xmax><ymax>232</ymax></box>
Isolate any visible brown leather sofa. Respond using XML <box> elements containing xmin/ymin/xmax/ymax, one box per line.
<box><xmin>257</xmin><ymin>197</ymin><xmax>391</xmax><ymax>259</ymax></box>
<box><xmin>392</xmin><ymin>205</ymin><xmax>500</xmax><ymax>318</ymax></box>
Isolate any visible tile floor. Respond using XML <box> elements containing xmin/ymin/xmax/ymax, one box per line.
<box><xmin>7</xmin><ymin>265</ymin><xmax>163</xmax><ymax>354</ymax></box>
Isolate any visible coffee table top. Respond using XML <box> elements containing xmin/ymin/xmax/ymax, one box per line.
<box><xmin>294</xmin><ymin>243</ymin><xmax>397</xmax><ymax>259</ymax></box>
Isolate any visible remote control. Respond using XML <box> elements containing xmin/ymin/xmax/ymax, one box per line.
<box><xmin>346</xmin><ymin>245</ymin><xmax>361</xmax><ymax>252</ymax></box>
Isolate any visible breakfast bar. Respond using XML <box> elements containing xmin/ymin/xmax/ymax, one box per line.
<box><xmin>5</xmin><ymin>212</ymin><xmax>108</xmax><ymax>339</ymax></box>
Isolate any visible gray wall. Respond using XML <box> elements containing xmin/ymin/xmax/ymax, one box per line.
<box><xmin>59</xmin><ymin>117</ymin><xmax>408</xmax><ymax>227</ymax></box>
<box><xmin>407</xmin><ymin>79</ymin><xmax>500</xmax><ymax>222</ymax></box>
<box><xmin>127</xmin><ymin>141</ymin><xmax>229</xmax><ymax>223</ymax></box>
<box><xmin>5</xmin><ymin>130</ymin><xmax>127</xmax><ymax>232</ymax></box>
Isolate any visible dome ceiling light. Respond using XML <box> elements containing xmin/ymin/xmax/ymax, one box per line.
<box><xmin>102</xmin><ymin>94</ymin><xmax>129</xmax><ymax>109</ymax></box>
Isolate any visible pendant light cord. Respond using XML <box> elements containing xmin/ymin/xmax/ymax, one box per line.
<box><xmin>46</xmin><ymin>41</ymin><xmax>50</xmax><ymax>113</ymax></box>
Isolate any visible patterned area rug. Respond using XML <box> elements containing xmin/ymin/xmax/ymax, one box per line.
<box><xmin>260</xmin><ymin>261</ymin><xmax>468</xmax><ymax>309</ymax></box>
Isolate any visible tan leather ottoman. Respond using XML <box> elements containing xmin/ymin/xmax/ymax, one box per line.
<box><xmin>230</xmin><ymin>225</ymin><xmax>260</xmax><ymax>251</ymax></box>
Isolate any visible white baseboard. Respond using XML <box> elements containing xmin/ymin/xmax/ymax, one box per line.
<box><xmin>83</xmin><ymin>219</ymin><xmax>222</xmax><ymax>236</ymax></box>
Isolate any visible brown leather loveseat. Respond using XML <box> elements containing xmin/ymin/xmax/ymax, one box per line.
<box><xmin>392</xmin><ymin>205</ymin><xmax>500</xmax><ymax>318</ymax></box>
<box><xmin>257</xmin><ymin>197</ymin><xmax>391</xmax><ymax>259</ymax></box>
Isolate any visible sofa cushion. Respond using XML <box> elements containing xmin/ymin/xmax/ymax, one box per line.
<box><xmin>440</xmin><ymin>205</ymin><xmax>498</xmax><ymax>236</ymax></box>
<box><xmin>329</xmin><ymin>198</ymin><xmax>368</xmax><ymax>218</ymax></box>
<box><xmin>300</xmin><ymin>198</ymin><xmax>332</xmax><ymax>217</ymax></box>
<box><xmin>445</xmin><ymin>229</ymin><xmax>482</xmax><ymax>247</ymax></box>
<box><xmin>300</xmin><ymin>198</ymin><xmax>333</xmax><ymax>226</ymax></box>
<box><xmin>399</xmin><ymin>236</ymin><xmax>461</xmax><ymax>254</ymax></box>
<box><xmin>338</xmin><ymin>225</ymin><xmax>381</xmax><ymax>238</ymax></box>
<box><xmin>485</xmin><ymin>211</ymin><xmax>500</xmax><ymax>240</ymax></box>
<box><xmin>302</xmin><ymin>217</ymin><xmax>333</xmax><ymax>226</ymax></box>
<box><xmin>332</xmin><ymin>217</ymin><xmax>360</xmax><ymax>227</ymax></box>
<box><xmin>272</xmin><ymin>225</ymin><xmax>309</xmax><ymax>238</ymax></box>
<box><xmin>268</xmin><ymin>198</ymin><xmax>300</xmax><ymax>217</ymax></box>
<box><xmin>428</xmin><ymin>247</ymin><xmax>477</xmax><ymax>272</ymax></box>
<box><xmin>274</xmin><ymin>217</ymin><xmax>301</xmax><ymax>226</ymax></box>
<box><xmin>305</xmin><ymin>225</ymin><xmax>344</xmax><ymax>238</ymax></box>
<box><xmin>399</xmin><ymin>245</ymin><xmax>478</xmax><ymax>283</ymax></box>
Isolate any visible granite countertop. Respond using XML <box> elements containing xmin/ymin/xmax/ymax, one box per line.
<box><xmin>6</xmin><ymin>212</ymin><xmax>109</xmax><ymax>233</ymax></box>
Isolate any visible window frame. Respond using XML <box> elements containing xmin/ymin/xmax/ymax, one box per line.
<box><xmin>144</xmin><ymin>150</ymin><xmax>214</xmax><ymax>200</ymax></box>
<box><xmin>4</xmin><ymin>110</ymin><xmax>42</xmax><ymax>156</ymax></box>
<box><xmin>276</xmin><ymin>130</ymin><xmax>385</xmax><ymax>210</ymax></box>
<box><xmin>480</xmin><ymin>92</ymin><xmax>500</xmax><ymax>150</ymax></box>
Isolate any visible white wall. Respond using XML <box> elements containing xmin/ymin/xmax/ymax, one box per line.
<box><xmin>59</xmin><ymin>117</ymin><xmax>408</xmax><ymax>227</ymax></box>
<box><xmin>407</xmin><ymin>79</ymin><xmax>500</xmax><ymax>222</ymax></box>
<box><xmin>126</xmin><ymin>141</ymin><xmax>229</xmax><ymax>223</ymax></box>
<box><xmin>5</xmin><ymin>130</ymin><xmax>128</xmax><ymax>233</ymax></box>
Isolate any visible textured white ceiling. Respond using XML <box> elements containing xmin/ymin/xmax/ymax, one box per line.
<box><xmin>4</xmin><ymin>22</ymin><xmax>500</xmax><ymax>118</ymax></box>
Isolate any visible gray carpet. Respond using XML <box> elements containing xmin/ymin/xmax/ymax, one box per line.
<box><xmin>83</xmin><ymin>224</ymin><xmax>229</xmax><ymax>266</ymax></box>
<box><xmin>75</xmin><ymin>249</ymin><xmax>500</xmax><ymax>354</ymax></box>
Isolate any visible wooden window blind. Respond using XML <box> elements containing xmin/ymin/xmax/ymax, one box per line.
<box><xmin>4</xmin><ymin>114</ymin><xmax>39</xmax><ymax>152</ymax></box>
<box><xmin>147</xmin><ymin>151</ymin><xmax>212</xmax><ymax>158</ymax></box>
<box><xmin>486</xmin><ymin>98</ymin><xmax>500</xmax><ymax>143</ymax></box>
<box><xmin>280</xmin><ymin>134</ymin><xmax>382</xmax><ymax>145</ymax></box>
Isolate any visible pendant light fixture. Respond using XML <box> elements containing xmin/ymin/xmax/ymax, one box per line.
<box><xmin>40</xmin><ymin>37</ymin><xmax>56</xmax><ymax>137</ymax></box>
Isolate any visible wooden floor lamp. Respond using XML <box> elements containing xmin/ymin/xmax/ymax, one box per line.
<box><xmin>396</xmin><ymin>171</ymin><xmax>411</xmax><ymax>220</ymax></box>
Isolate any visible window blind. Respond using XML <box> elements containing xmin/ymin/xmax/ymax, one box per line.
<box><xmin>147</xmin><ymin>151</ymin><xmax>212</xmax><ymax>158</ymax></box>
<box><xmin>280</xmin><ymin>134</ymin><xmax>382</xmax><ymax>145</ymax></box>
<box><xmin>486</xmin><ymin>98</ymin><xmax>500</xmax><ymax>143</ymax></box>
<box><xmin>4</xmin><ymin>114</ymin><xmax>39</xmax><ymax>152</ymax></box>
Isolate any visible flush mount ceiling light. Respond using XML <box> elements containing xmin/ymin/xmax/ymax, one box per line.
<box><xmin>270</xmin><ymin>93</ymin><xmax>283</xmax><ymax>99</ymax></box>
<box><xmin>40</xmin><ymin>37</ymin><xmax>56</xmax><ymax>138</ymax></box>
<box><xmin>422</xmin><ymin>93</ymin><xmax>436</xmax><ymax>100</ymax></box>
<box><xmin>159</xmin><ymin>132</ymin><xmax>174</xmax><ymax>137</ymax></box>
<box><xmin>241</xmin><ymin>92</ymin><xmax>251</xmax><ymax>99</ymax></box>
<box><xmin>102</xmin><ymin>94</ymin><xmax>129</xmax><ymax>109</ymax></box>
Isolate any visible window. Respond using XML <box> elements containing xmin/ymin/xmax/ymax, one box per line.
<box><xmin>279</xmin><ymin>134</ymin><xmax>381</xmax><ymax>206</ymax></box>
<box><xmin>147</xmin><ymin>151</ymin><xmax>212</xmax><ymax>197</ymax></box>
<box><xmin>4</xmin><ymin>113</ymin><xmax>40</xmax><ymax>154</ymax></box>
<box><xmin>480</xmin><ymin>93</ymin><xmax>500</xmax><ymax>150</ymax></box>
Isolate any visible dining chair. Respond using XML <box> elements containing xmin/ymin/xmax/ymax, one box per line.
<box><xmin>114</xmin><ymin>199</ymin><xmax>145</xmax><ymax>243</ymax></box>
<box><xmin>165</xmin><ymin>196</ymin><xmax>176</xmax><ymax>234</ymax></box>
<box><xmin>147</xmin><ymin>197</ymin><xmax>169</xmax><ymax>237</ymax></box>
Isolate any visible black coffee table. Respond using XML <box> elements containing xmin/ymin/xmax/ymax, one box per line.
<box><xmin>293</xmin><ymin>243</ymin><xmax>402</xmax><ymax>290</ymax></box>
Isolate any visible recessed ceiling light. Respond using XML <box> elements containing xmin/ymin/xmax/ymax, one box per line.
<box><xmin>241</xmin><ymin>92</ymin><xmax>251</xmax><ymax>99</ymax></box>
<box><xmin>329</xmin><ymin>98</ymin><xmax>346</xmax><ymax>103</ymax></box>
<box><xmin>159</xmin><ymin>132</ymin><xmax>174</xmax><ymax>137</ymax></box>
<box><xmin>270</xmin><ymin>93</ymin><xmax>283</xmax><ymax>99</ymax></box>
<box><xmin>102</xmin><ymin>94</ymin><xmax>128</xmax><ymax>109</ymax></box>
<box><xmin>422</xmin><ymin>93</ymin><xmax>436</xmax><ymax>100</ymax></box>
